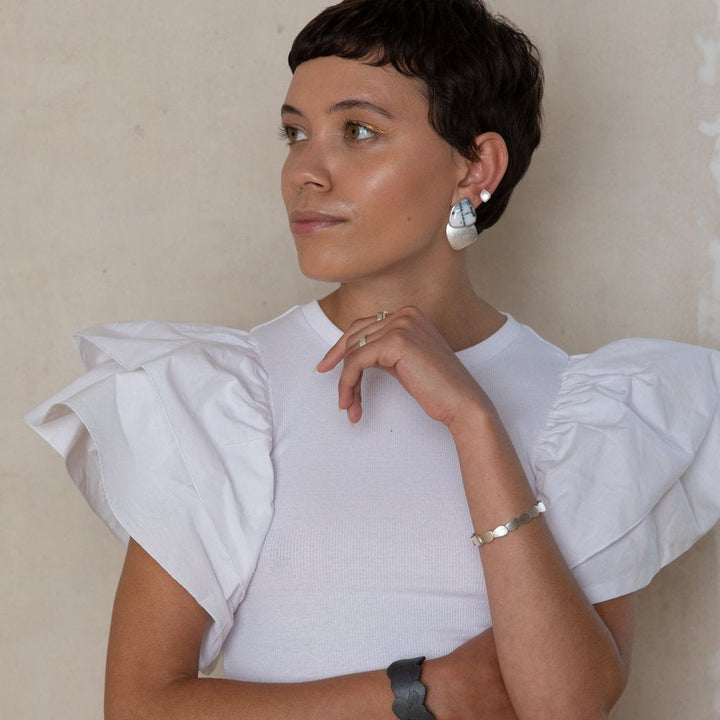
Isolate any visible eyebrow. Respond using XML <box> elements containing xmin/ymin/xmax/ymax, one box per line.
<box><xmin>328</xmin><ymin>99</ymin><xmax>394</xmax><ymax>119</ymax></box>
<box><xmin>281</xmin><ymin>99</ymin><xmax>395</xmax><ymax>120</ymax></box>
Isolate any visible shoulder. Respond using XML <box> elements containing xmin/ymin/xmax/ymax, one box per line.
<box><xmin>540</xmin><ymin>337</ymin><xmax>720</xmax><ymax>460</ymax></box>
<box><xmin>26</xmin><ymin>315</ymin><xmax>291</xmax><ymax>670</ymax></box>
<box><xmin>534</xmin><ymin>335</ymin><xmax>720</xmax><ymax>601</ymax></box>
<box><xmin>464</xmin><ymin>316</ymin><xmax>569</xmax><ymax>475</ymax></box>
<box><xmin>73</xmin><ymin>318</ymin><xmax>264</xmax><ymax>373</ymax></box>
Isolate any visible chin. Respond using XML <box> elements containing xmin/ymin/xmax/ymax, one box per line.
<box><xmin>294</xmin><ymin>247</ymin><xmax>358</xmax><ymax>283</ymax></box>
<box><xmin>297</xmin><ymin>261</ymin><xmax>351</xmax><ymax>283</ymax></box>
<box><xmin>295</xmin><ymin>255</ymin><xmax>339</xmax><ymax>282</ymax></box>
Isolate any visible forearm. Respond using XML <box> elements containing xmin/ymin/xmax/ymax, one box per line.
<box><xmin>108</xmin><ymin>639</ymin><xmax>517</xmax><ymax>720</ymax></box>
<box><xmin>112</xmin><ymin>669</ymin><xmax>396</xmax><ymax>720</ymax></box>
<box><xmin>108</xmin><ymin>540</ymin><xmax>520</xmax><ymax>720</ymax></box>
<box><xmin>449</xmin><ymin>408</ymin><xmax>628</xmax><ymax>720</ymax></box>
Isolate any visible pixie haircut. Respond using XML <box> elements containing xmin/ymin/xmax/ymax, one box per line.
<box><xmin>289</xmin><ymin>0</ymin><xmax>543</xmax><ymax>234</ymax></box>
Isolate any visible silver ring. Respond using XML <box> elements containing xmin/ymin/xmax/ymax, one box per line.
<box><xmin>358</xmin><ymin>335</ymin><xmax>368</xmax><ymax>347</ymax></box>
<box><xmin>376</xmin><ymin>311</ymin><xmax>389</xmax><ymax>321</ymax></box>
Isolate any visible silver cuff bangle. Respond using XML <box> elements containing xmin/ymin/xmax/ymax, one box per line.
<box><xmin>471</xmin><ymin>500</ymin><xmax>546</xmax><ymax>547</ymax></box>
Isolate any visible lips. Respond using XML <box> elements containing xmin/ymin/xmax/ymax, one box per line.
<box><xmin>290</xmin><ymin>210</ymin><xmax>346</xmax><ymax>235</ymax></box>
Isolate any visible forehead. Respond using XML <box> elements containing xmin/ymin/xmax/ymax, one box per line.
<box><xmin>284</xmin><ymin>56</ymin><xmax>428</xmax><ymax>118</ymax></box>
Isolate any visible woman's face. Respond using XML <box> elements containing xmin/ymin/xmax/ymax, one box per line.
<box><xmin>281</xmin><ymin>56</ymin><xmax>469</xmax><ymax>284</ymax></box>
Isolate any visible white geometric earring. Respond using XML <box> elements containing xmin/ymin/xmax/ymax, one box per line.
<box><xmin>480</xmin><ymin>188</ymin><xmax>492</xmax><ymax>203</ymax></box>
<box><xmin>446</xmin><ymin>198</ymin><xmax>479</xmax><ymax>250</ymax></box>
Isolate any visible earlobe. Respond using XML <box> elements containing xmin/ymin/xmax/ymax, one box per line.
<box><xmin>457</xmin><ymin>132</ymin><xmax>508</xmax><ymax>207</ymax></box>
<box><xmin>446</xmin><ymin>198</ymin><xmax>479</xmax><ymax>250</ymax></box>
<box><xmin>446</xmin><ymin>133</ymin><xmax>505</xmax><ymax>250</ymax></box>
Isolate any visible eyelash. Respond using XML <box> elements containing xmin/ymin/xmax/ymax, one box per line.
<box><xmin>278</xmin><ymin>120</ymin><xmax>383</xmax><ymax>145</ymax></box>
<box><xmin>343</xmin><ymin>120</ymin><xmax>381</xmax><ymax>142</ymax></box>
<box><xmin>278</xmin><ymin>126</ymin><xmax>304</xmax><ymax>144</ymax></box>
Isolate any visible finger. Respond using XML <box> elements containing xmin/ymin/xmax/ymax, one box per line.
<box><xmin>338</xmin><ymin>360</ymin><xmax>361</xmax><ymax>411</ymax></box>
<box><xmin>351</xmin><ymin>327</ymin><xmax>382</xmax><ymax>352</ymax></box>
<box><xmin>315</xmin><ymin>317</ymin><xmax>370</xmax><ymax>372</ymax></box>
<box><xmin>316</xmin><ymin>312</ymin><xmax>392</xmax><ymax>372</ymax></box>
<box><xmin>344</xmin><ymin>313</ymin><xmax>396</xmax><ymax>353</ymax></box>
<box><xmin>347</xmin><ymin>379</ymin><xmax>363</xmax><ymax>424</ymax></box>
<box><xmin>337</xmin><ymin>328</ymin><xmax>395</xmax><ymax>415</ymax></box>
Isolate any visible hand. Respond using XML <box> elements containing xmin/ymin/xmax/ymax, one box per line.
<box><xmin>316</xmin><ymin>306</ymin><xmax>492</xmax><ymax>427</ymax></box>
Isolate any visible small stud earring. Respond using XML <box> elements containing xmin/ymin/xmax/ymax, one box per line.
<box><xmin>480</xmin><ymin>189</ymin><xmax>492</xmax><ymax>203</ymax></box>
<box><xmin>446</xmin><ymin>198</ymin><xmax>478</xmax><ymax>250</ymax></box>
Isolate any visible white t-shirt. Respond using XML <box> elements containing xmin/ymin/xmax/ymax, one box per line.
<box><xmin>26</xmin><ymin>301</ymin><xmax>720</xmax><ymax>677</ymax></box>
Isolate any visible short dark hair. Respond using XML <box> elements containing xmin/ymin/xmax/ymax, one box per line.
<box><xmin>289</xmin><ymin>0</ymin><xmax>543</xmax><ymax>234</ymax></box>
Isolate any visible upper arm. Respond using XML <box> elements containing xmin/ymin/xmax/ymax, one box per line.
<box><xmin>105</xmin><ymin>539</ymin><xmax>211</xmax><ymax>715</ymax></box>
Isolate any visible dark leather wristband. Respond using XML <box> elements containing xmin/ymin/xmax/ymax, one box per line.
<box><xmin>386</xmin><ymin>656</ymin><xmax>436</xmax><ymax>720</ymax></box>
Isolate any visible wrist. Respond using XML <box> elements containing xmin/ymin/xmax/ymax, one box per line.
<box><xmin>387</xmin><ymin>657</ymin><xmax>435</xmax><ymax>720</ymax></box>
<box><xmin>445</xmin><ymin>397</ymin><xmax>502</xmax><ymax>443</ymax></box>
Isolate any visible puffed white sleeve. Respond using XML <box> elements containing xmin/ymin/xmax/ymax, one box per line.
<box><xmin>533</xmin><ymin>338</ymin><xmax>720</xmax><ymax>604</ymax></box>
<box><xmin>25</xmin><ymin>320</ymin><xmax>274</xmax><ymax>671</ymax></box>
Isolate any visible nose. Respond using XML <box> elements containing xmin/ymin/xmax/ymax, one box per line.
<box><xmin>283</xmin><ymin>138</ymin><xmax>332</xmax><ymax>193</ymax></box>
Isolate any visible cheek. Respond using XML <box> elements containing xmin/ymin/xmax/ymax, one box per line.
<box><xmin>358</xmin><ymin>165</ymin><xmax>405</xmax><ymax>216</ymax></box>
<box><xmin>359</xmin><ymin>157</ymin><xmax>454</xmax><ymax>232</ymax></box>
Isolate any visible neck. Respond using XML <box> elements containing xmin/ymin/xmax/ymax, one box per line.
<box><xmin>318</xmin><ymin>259</ymin><xmax>505</xmax><ymax>352</ymax></box>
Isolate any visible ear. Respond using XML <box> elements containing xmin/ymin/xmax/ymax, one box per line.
<box><xmin>453</xmin><ymin>132</ymin><xmax>509</xmax><ymax>207</ymax></box>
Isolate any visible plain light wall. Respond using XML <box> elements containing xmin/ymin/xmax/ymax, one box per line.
<box><xmin>3</xmin><ymin>1</ymin><xmax>719</xmax><ymax>717</ymax></box>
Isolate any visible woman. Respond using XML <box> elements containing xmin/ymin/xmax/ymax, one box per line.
<box><xmin>26</xmin><ymin>1</ymin><xmax>720</xmax><ymax>718</ymax></box>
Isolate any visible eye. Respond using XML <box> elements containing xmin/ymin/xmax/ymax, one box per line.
<box><xmin>343</xmin><ymin>121</ymin><xmax>380</xmax><ymax>142</ymax></box>
<box><xmin>279</xmin><ymin>125</ymin><xmax>308</xmax><ymax>145</ymax></box>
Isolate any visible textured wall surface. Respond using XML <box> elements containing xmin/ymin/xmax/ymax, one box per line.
<box><xmin>3</xmin><ymin>1</ymin><xmax>719</xmax><ymax>717</ymax></box>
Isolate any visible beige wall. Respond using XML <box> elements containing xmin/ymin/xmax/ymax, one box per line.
<box><xmin>3</xmin><ymin>1</ymin><xmax>719</xmax><ymax>717</ymax></box>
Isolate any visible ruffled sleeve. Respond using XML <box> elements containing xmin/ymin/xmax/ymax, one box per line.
<box><xmin>25</xmin><ymin>320</ymin><xmax>274</xmax><ymax>671</ymax></box>
<box><xmin>534</xmin><ymin>338</ymin><xmax>720</xmax><ymax>604</ymax></box>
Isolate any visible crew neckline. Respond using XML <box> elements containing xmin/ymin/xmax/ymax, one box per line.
<box><xmin>299</xmin><ymin>300</ymin><xmax>523</xmax><ymax>367</ymax></box>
